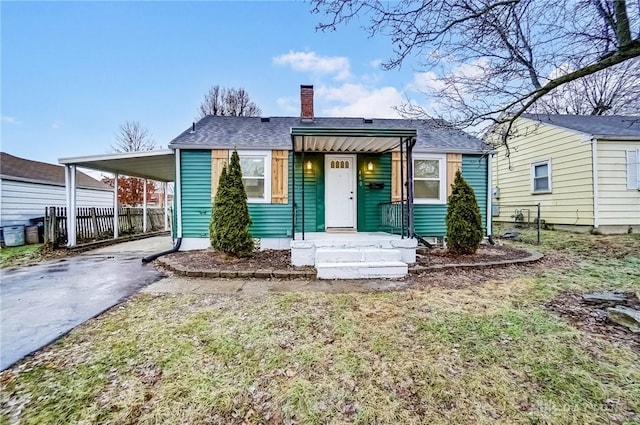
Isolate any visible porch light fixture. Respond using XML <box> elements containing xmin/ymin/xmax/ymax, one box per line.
<box><xmin>306</xmin><ymin>160</ymin><xmax>312</xmax><ymax>171</ymax></box>
<box><xmin>367</xmin><ymin>161</ymin><xmax>374</xmax><ymax>171</ymax></box>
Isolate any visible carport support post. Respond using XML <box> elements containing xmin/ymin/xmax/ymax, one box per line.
<box><xmin>64</xmin><ymin>165</ymin><xmax>77</xmax><ymax>247</ymax></box>
<box><xmin>113</xmin><ymin>174</ymin><xmax>119</xmax><ymax>239</ymax></box>
<box><xmin>143</xmin><ymin>178</ymin><xmax>148</xmax><ymax>233</ymax></box>
<box><xmin>163</xmin><ymin>182</ymin><xmax>169</xmax><ymax>231</ymax></box>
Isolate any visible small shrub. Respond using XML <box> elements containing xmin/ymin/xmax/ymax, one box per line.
<box><xmin>446</xmin><ymin>170</ymin><xmax>484</xmax><ymax>255</ymax></box>
<box><xmin>210</xmin><ymin>150</ymin><xmax>254</xmax><ymax>257</ymax></box>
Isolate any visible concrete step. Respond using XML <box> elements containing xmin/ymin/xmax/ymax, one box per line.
<box><xmin>316</xmin><ymin>261</ymin><xmax>408</xmax><ymax>279</ymax></box>
<box><xmin>315</xmin><ymin>247</ymin><xmax>402</xmax><ymax>264</ymax></box>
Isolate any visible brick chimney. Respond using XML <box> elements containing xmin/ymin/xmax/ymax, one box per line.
<box><xmin>300</xmin><ymin>85</ymin><xmax>314</xmax><ymax>121</ymax></box>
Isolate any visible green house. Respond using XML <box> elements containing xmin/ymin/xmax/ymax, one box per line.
<box><xmin>59</xmin><ymin>85</ymin><xmax>492</xmax><ymax>279</ymax></box>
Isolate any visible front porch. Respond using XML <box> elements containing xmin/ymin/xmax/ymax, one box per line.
<box><xmin>291</xmin><ymin>231</ymin><xmax>417</xmax><ymax>279</ymax></box>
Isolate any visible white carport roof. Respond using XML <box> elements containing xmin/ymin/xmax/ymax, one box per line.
<box><xmin>59</xmin><ymin>150</ymin><xmax>175</xmax><ymax>182</ymax></box>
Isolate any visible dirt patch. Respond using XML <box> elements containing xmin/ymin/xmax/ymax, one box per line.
<box><xmin>416</xmin><ymin>244</ymin><xmax>531</xmax><ymax>266</ymax></box>
<box><xmin>162</xmin><ymin>249</ymin><xmax>314</xmax><ymax>272</ymax></box>
<box><xmin>544</xmin><ymin>291</ymin><xmax>640</xmax><ymax>353</ymax></box>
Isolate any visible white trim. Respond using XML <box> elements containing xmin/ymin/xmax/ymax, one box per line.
<box><xmin>413</xmin><ymin>153</ymin><xmax>447</xmax><ymax>205</ymax></box>
<box><xmin>59</xmin><ymin>149</ymin><xmax>174</xmax><ymax>164</ymax></box>
<box><xmin>175</xmin><ymin>149</ymin><xmax>183</xmax><ymax>238</ymax></box>
<box><xmin>178</xmin><ymin>237</ymin><xmax>210</xmax><ymax>251</ymax></box>
<box><xmin>324</xmin><ymin>154</ymin><xmax>357</xmax><ymax>229</ymax></box>
<box><xmin>626</xmin><ymin>148</ymin><xmax>640</xmax><ymax>190</ymax></box>
<box><xmin>592</xmin><ymin>139</ymin><xmax>599</xmax><ymax>229</ymax></box>
<box><xmin>531</xmin><ymin>159</ymin><xmax>552</xmax><ymax>194</ymax></box>
<box><xmin>234</xmin><ymin>150</ymin><xmax>272</xmax><ymax>204</ymax></box>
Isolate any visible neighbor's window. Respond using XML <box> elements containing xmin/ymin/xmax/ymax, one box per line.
<box><xmin>236</xmin><ymin>151</ymin><xmax>272</xmax><ymax>203</ymax></box>
<box><xmin>531</xmin><ymin>160</ymin><xmax>551</xmax><ymax>193</ymax></box>
<box><xmin>413</xmin><ymin>155</ymin><xmax>446</xmax><ymax>203</ymax></box>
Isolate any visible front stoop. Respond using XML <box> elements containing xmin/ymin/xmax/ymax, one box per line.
<box><xmin>291</xmin><ymin>234</ymin><xmax>417</xmax><ymax>279</ymax></box>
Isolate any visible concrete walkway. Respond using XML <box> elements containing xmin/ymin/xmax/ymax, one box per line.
<box><xmin>142</xmin><ymin>275</ymin><xmax>410</xmax><ymax>295</ymax></box>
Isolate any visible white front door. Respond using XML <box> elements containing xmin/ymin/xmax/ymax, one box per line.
<box><xmin>325</xmin><ymin>155</ymin><xmax>356</xmax><ymax>228</ymax></box>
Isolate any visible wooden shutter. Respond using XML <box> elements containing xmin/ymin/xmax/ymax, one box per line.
<box><xmin>446</xmin><ymin>153</ymin><xmax>462</xmax><ymax>197</ymax></box>
<box><xmin>211</xmin><ymin>149</ymin><xmax>229</xmax><ymax>200</ymax></box>
<box><xmin>391</xmin><ymin>151</ymin><xmax>407</xmax><ymax>202</ymax></box>
<box><xmin>271</xmin><ymin>150</ymin><xmax>289</xmax><ymax>204</ymax></box>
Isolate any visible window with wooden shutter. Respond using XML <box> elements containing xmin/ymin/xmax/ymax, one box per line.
<box><xmin>446</xmin><ymin>153</ymin><xmax>462</xmax><ymax>198</ymax></box>
<box><xmin>271</xmin><ymin>150</ymin><xmax>288</xmax><ymax>204</ymax></box>
<box><xmin>211</xmin><ymin>149</ymin><xmax>229</xmax><ymax>200</ymax></box>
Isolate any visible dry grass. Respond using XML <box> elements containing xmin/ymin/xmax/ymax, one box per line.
<box><xmin>1</xmin><ymin>231</ymin><xmax>639</xmax><ymax>424</ymax></box>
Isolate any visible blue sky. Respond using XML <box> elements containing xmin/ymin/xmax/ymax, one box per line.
<box><xmin>1</xmin><ymin>1</ymin><xmax>430</xmax><ymax>166</ymax></box>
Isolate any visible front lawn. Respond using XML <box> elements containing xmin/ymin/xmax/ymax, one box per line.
<box><xmin>1</xmin><ymin>231</ymin><xmax>639</xmax><ymax>424</ymax></box>
<box><xmin>0</xmin><ymin>244</ymin><xmax>43</xmax><ymax>269</ymax></box>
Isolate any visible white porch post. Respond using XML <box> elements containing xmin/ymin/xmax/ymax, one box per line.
<box><xmin>65</xmin><ymin>165</ymin><xmax>77</xmax><ymax>247</ymax></box>
<box><xmin>143</xmin><ymin>178</ymin><xmax>148</xmax><ymax>233</ymax></box>
<box><xmin>113</xmin><ymin>174</ymin><xmax>119</xmax><ymax>239</ymax></box>
<box><xmin>487</xmin><ymin>153</ymin><xmax>493</xmax><ymax>237</ymax></box>
<box><xmin>163</xmin><ymin>182</ymin><xmax>169</xmax><ymax>231</ymax></box>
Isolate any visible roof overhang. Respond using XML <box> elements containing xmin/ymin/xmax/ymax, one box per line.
<box><xmin>58</xmin><ymin>150</ymin><xmax>175</xmax><ymax>182</ymax></box>
<box><xmin>291</xmin><ymin>127</ymin><xmax>417</xmax><ymax>153</ymax></box>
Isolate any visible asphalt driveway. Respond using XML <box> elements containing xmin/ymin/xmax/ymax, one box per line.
<box><xmin>0</xmin><ymin>236</ymin><xmax>172</xmax><ymax>370</ymax></box>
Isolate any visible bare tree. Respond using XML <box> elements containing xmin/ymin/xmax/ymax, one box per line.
<box><xmin>532</xmin><ymin>59</ymin><xmax>640</xmax><ymax>115</ymax></box>
<box><xmin>198</xmin><ymin>85</ymin><xmax>262</xmax><ymax>118</ymax></box>
<box><xmin>310</xmin><ymin>0</ymin><xmax>640</xmax><ymax>152</ymax></box>
<box><xmin>109</xmin><ymin>121</ymin><xmax>157</xmax><ymax>206</ymax></box>
<box><xmin>112</xmin><ymin>121</ymin><xmax>156</xmax><ymax>152</ymax></box>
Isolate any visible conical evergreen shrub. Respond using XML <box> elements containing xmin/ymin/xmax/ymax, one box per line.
<box><xmin>446</xmin><ymin>170</ymin><xmax>484</xmax><ymax>255</ymax></box>
<box><xmin>210</xmin><ymin>150</ymin><xmax>254</xmax><ymax>257</ymax></box>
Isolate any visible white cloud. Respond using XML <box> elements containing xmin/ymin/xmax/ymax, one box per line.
<box><xmin>52</xmin><ymin>120</ymin><xmax>64</xmax><ymax>129</ymax></box>
<box><xmin>273</xmin><ymin>50</ymin><xmax>351</xmax><ymax>80</ymax></box>
<box><xmin>1</xmin><ymin>115</ymin><xmax>18</xmax><ymax>124</ymax></box>
<box><xmin>317</xmin><ymin>84</ymin><xmax>404</xmax><ymax>118</ymax></box>
<box><xmin>369</xmin><ymin>59</ymin><xmax>383</xmax><ymax>69</ymax></box>
<box><xmin>410</xmin><ymin>71</ymin><xmax>446</xmax><ymax>92</ymax></box>
<box><xmin>275</xmin><ymin>97</ymin><xmax>298</xmax><ymax>115</ymax></box>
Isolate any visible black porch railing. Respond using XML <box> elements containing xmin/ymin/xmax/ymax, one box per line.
<box><xmin>379</xmin><ymin>201</ymin><xmax>407</xmax><ymax>235</ymax></box>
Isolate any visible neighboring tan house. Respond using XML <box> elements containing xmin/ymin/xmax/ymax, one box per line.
<box><xmin>491</xmin><ymin>114</ymin><xmax>640</xmax><ymax>234</ymax></box>
<box><xmin>0</xmin><ymin>152</ymin><xmax>113</xmax><ymax>227</ymax></box>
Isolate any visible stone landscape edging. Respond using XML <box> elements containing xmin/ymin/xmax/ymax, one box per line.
<box><xmin>156</xmin><ymin>248</ymin><xmax>543</xmax><ymax>279</ymax></box>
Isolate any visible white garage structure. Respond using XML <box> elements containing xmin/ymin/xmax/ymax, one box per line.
<box><xmin>59</xmin><ymin>150</ymin><xmax>175</xmax><ymax>247</ymax></box>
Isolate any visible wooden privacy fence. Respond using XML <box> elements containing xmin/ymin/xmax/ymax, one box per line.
<box><xmin>45</xmin><ymin>206</ymin><xmax>172</xmax><ymax>248</ymax></box>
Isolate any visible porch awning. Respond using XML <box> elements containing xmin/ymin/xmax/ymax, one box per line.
<box><xmin>291</xmin><ymin>127</ymin><xmax>417</xmax><ymax>153</ymax></box>
<box><xmin>59</xmin><ymin>150</ymin><xmax>175</xmax><ymax>182</ymax></box>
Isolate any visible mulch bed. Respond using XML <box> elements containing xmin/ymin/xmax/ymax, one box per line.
<box><xmin>415</xmin><ymin>244</ymin><xmax>531</xmax><ymax>266</ymax></box>
<box><xmin>544</xmin><ymin>292</ymin><xmax>640</xmax><ymax>353</ymax></box>
<box><xmin>162</xmin><ymin>249</ymin><xmax>314</xmax><ymax>272</ymax></box>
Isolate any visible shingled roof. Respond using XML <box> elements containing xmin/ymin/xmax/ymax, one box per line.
<box><xmin>521</xmin><ymin>114</ymin><xmax>640</xmax><ymax>138</ymax></box>
<box><xmin>0</xmin><ymin>152</ymin><xmax>112</xmax><ymax>190</ymax></box>
<box><xmin>169</xmin><ymin>116</ymin><xmax>487</xmax><ymax>153</ymax></box>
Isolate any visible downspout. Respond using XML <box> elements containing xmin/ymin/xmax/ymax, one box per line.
<box><xmin>291</xmin><ymin>135</ymin><xmax>296</xmax><ymax>240</ymax></box>
<box><xmin>175</xmin><ymin>148</ymin><xmax>183</xmax><ymax>240</ymax></box>
<box><xmin>487</xmin><ymin>153</ymin><xmax>493</xmax><ymax>239</ymax></box>
<box><xmin>142</xmin><ymin>237</ymin><xmax>182</xmax><ymax>263</ymax></box>
<box><xmin>591</xmin><ymin>138</ymin><xmax>599</xmax><ymax>230</ymax></box>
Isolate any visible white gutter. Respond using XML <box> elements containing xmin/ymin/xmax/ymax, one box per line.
<box><xmin>487</xmin><ymin>153</ymin><xmax>493</xmax><ymax>236</ymax></box>
<box><xmin>591</xmin><ymin>138</ymin><xmax>599</xmax><ymax>229</ymax></box>
<box><xmin>174</xmin><ymin>149</ymin><xmax>183</xmax><ymax>238</ymax></box>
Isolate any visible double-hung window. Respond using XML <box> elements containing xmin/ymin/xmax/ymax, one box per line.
<box><xmin>236</xmin><ymin>150</ymin><xmax>272</xmax><ymax>203</ymax></box>
<box><xmin>627</xmin><ymin>149</ymin><xmax>640</xmax><ymax>190</ymax></box>
<box><xmin>413</xmin><ymin>154</ymin><xmax>446</xmax><ymax>204</ymax></box>
<box><xmin>531</xmin><ymin>160</ymin><xmax>552</xmax><ymax>194</ymax></box>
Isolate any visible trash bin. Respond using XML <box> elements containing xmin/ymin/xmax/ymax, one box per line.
<box><xmin>25</xmin><ymin>226</ymin><xmax>39</xmax><ymax>244</ymax></box>
<box><xmin>29</xmin><ymin>217</ymin><xmax>45</xmax><ymax>243</ymax></box>
<box><xmin>3</xmin><ymin>225</ymin><xmax>25</xmax><ymax>247</ymax></box>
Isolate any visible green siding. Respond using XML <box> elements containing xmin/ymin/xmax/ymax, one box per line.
<box><xmin>248</xmin><ymin>153</ymin><xmax>324</xmax><ymax>238</ymax></box>
<box><xmin>357</xmin><ymin>154</ymin><xmax>392</xmax><ymax>231</ymax></box>
<box><xmin>294</xmin><ymin>153</ymin><xmax>324</xmax><ymax>233</ymax></box>
<box><xmin>462</xmin><ymin>155</ymin><xmax>488</xmax><ymax>233</ymax></box>
<box><xmin>180</xmin><ymin>150</ymin><xmax>212</xmax><ymax>238</ymax></box>
<box><xmin>413</xmin><ymin>154</ymin><xmax>488</xmax><ymax>237</ymax></box>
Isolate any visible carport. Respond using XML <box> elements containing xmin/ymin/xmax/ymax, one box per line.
<box><xmin>59</xmin><ymin>150</ymin><xmax>175</xmax><ymax>247</ymax></box>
